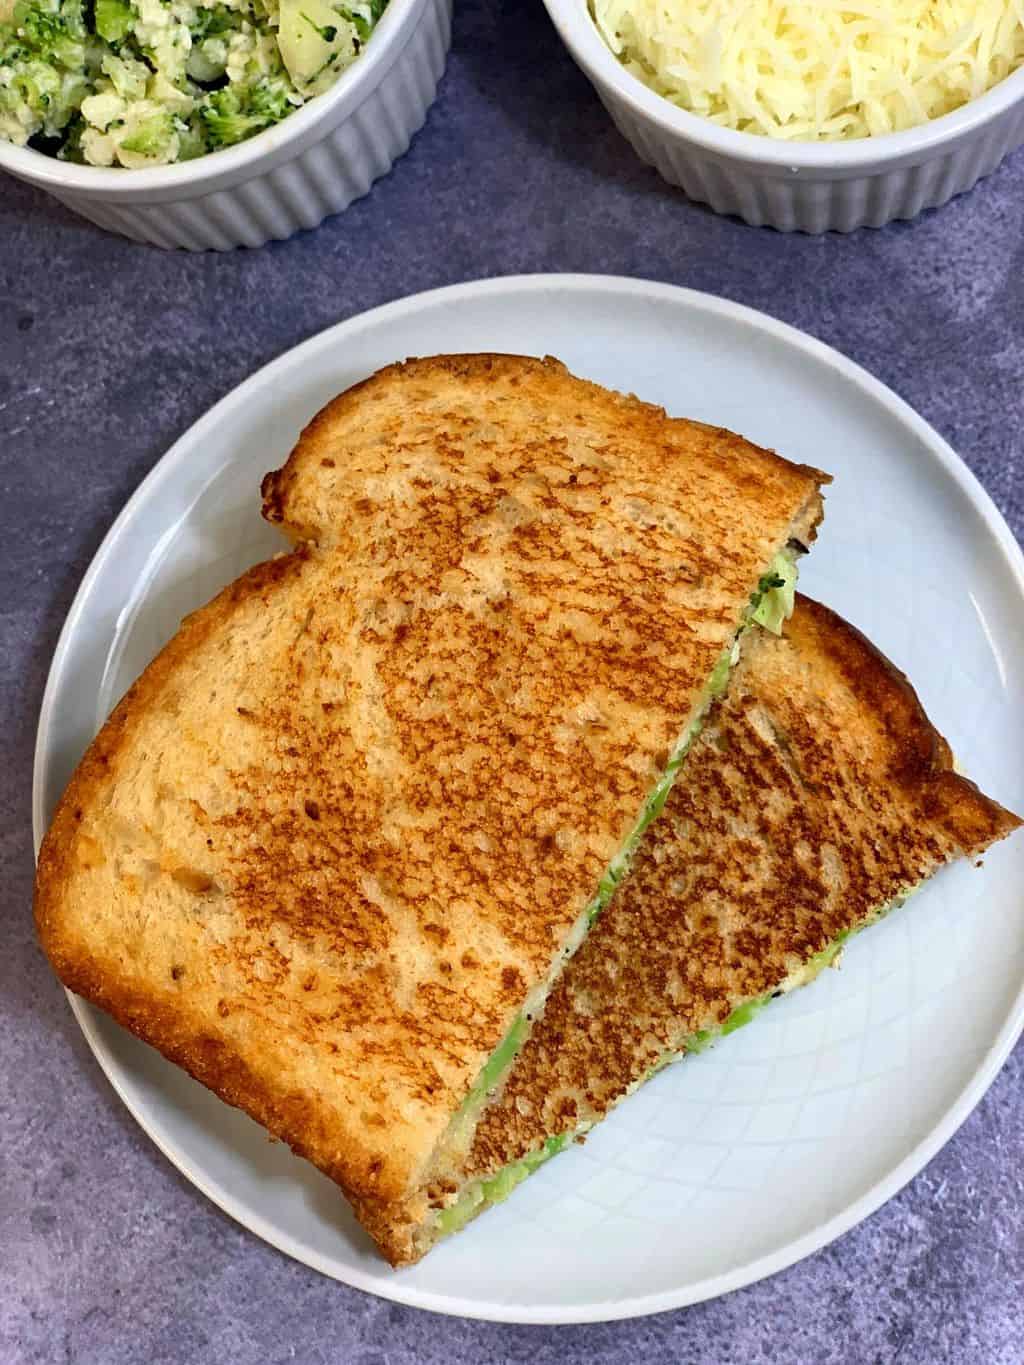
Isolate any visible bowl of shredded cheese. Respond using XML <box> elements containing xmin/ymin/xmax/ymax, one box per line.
<box><xmin>543</xmin><ymin>0</ymin><xmax>1024</xmax><ymax>231</ymax></box>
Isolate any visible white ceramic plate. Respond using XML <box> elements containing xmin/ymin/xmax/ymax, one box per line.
<box><xmin>33</xmin><ymin>276</ymin><xmax>1024</xmax><ymax>1324</ymax></box>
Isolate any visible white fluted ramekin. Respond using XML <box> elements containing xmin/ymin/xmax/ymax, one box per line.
<box><xmin>0</xmin><ymin>0</ymin><xmax>451</xmax><ymax>250</ymax></box>
<box><xmin>542</xmin><ymin>0</ymin><xmax>1024</xmax><ymax>233</ymax></box>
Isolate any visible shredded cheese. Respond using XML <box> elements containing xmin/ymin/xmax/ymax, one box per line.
<box><xmin>590</xmin><ymin>0</ymin><xmax>1024</xmax><ymax>140</ymax></box>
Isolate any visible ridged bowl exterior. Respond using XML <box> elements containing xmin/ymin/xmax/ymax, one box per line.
<box><xmin>3</xmin><ymin>0</ymin><xmax>451</xmax><ymax>250</ymax></box>
<box><xmin>599</xmin><ymin>88</ymin><xmax>1024</xmax><ymax>233</ymax></box>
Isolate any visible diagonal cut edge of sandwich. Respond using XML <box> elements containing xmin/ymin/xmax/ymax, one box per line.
<box><xmin>33</xmin><ymin>353</ymin><xmax>829</xmax><ymax>1266</ymax></box>
<box><xmin>416</xmin><ymin>593</ymin><xmax>1023</xmax><ymax>1264</ymax></box>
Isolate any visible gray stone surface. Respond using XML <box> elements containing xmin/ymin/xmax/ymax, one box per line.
<box><xmin>2</xmin><ymin>0</ymin><xmax>1023</xmax><ymax>1359</ymax></box>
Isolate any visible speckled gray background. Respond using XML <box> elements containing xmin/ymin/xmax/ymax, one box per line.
<box><xmin>3</xmin><ymin>1</ymin><xmax>1024</xmax><ymax>1360</ymax></box>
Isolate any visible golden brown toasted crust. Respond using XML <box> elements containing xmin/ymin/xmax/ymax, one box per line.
<box><xmin>36</xmin><ymin>554</ymin><xmax>392</xmax><ymax>1199</ymax></box>
<box><xmin>35</xmin><ymin>354</ymin><xmax>826</xmax><ymax>1246</ymax></box>
<box><xmin>260</xmin><ymin>354</ymin><xmax>828</xmax><ymax>550</ymax></box>
<box><xmin>430</xmin><ymin>594</ymin><xmax>1020</xmax><ymax>1263</ymax></box>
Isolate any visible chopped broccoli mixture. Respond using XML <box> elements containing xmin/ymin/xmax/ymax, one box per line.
<box><xmin>750</xmin><ymin>550</ymin><xmax>798</xmax><ymax>635</ymax></box>
<box><xmin>0</xmin><ymin>0</ymin><xmax>388</xmax><ymax>165</ymax></box>
<box><xmin>434</xmin><ymin>1134</ymin><xmax>569</xmax><ymax>1239</ymax></box>
<box><xmin>450</xmin><ymin>1013</ymin><xmax>530</xmax><ymax>1140</ymax></box>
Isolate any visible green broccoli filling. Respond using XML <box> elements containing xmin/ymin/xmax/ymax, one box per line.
<box><xmin>0</xmin><ymin>0</ymin><xmax>388</xmax><ymax>164</ymax></box>
<box><xmin>584</xmin><ymin>549</ymin><xmax>798</xmax><ymax>931</ymax></box>
<box><xmin>434</xmin><ymin>1134</ymin><xmax>569</xmax><ymax>1239</ymax></box>
<box><xmin>461</xmin><ymin>1014</ymin><xmax>529</xmax><ymax>1119</ymax></box>
<box><xmin>432</xmin><ymin>884</ymin><xmax>916</xmax><ymax>1245</ymax></box>
<box><xmin>434</xmin><ymin>547</ymin><xmax>801</xmax><ymax>1201</ymax></box>
<box><xmin>200</xmin><ymin>80</ymin><xmax>295</xmax><ymax>150</ymax></box>
<box><xmin>94</xmin><ymin>0</ymin><xmax>131</xmax><ymax>42</ymax></box>
<box><xmin>118</xmin><ymin>109</ymin><xmax>173</xmax><ymax>155</ymax></box>
<box><xmin>750</xmin><ymin>550</ymin><xmax>797</xmax><ymax>634</ymax></box>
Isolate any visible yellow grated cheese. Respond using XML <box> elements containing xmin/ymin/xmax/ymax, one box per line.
<box><xmin>590</xmin><ymin>0</ymin><xmax>1024</xmax><ymax>139</ymax></box>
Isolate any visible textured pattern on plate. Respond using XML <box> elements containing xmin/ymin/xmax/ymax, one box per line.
<box><xmin>39</xmin><ymin>0</ymin><xmax>452</xmax><ymax>250</ymax></box>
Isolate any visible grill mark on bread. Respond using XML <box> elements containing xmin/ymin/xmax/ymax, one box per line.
<box><xmin>34</xmin><ymin>354</ymin><xmax>831</xmax><ymax>1255</ymax></box>
<box><xmin>464</xmin><ymin>595</ymin><xmax>1022</xmax><ymax>1191</ymax></box>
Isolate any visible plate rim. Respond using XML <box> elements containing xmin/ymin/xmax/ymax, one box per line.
<box><xmin>31</xmin><ymin>272</ymin><xmax>1024</xmax><ymax>1324</ymax></box>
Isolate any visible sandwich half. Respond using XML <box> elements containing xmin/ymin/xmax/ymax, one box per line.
<box><xmin>34</xmin><ymin>353</ymin><xmax>827</xmax><ymax>1263</ymax></box>
<box><xmin>406</xmin><ymin>595</ymin><xmax>1022</xmax><ymax>1263</ymax></box>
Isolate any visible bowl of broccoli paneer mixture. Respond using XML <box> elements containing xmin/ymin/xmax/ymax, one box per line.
<box><xmin>0</xmin><ymin>0</ymin><xmax>451</xmax><ymax>246</ymax></box>
<box><xmin>0</xmin><ymin>0</ymin><xmax>386</xmax><ymax>165</ymax></box>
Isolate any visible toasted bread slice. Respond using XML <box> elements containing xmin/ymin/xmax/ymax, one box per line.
<box><xmin>35</xmin><ymin>354</ymin><xmax>826</xmax><ymax>1258</ymax></box>
<box><xmin>396</xmin><ymin>595</ymin><xmax>1021</xmax><ymax>1263</ymax></box>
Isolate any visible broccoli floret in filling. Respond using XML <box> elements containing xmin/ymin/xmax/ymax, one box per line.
<box><xmin>200</xmin><ymin>79</ymin><xmax>294</xmax><ymax>148</ymax></box>
<box><xmin>750</xmin><ymin>551</ymin><xmax>798</xmax><ymax>635</ymax></box>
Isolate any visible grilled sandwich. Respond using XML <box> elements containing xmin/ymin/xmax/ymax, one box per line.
<box><xmin>34</xmin><ymin>353</ymin><xmax>827</xmax><ymax>1264</ymax></box>
<box><xmin>409</xmin><ymin>595</ymin><xmax>1020</xmax><ymax>1264</ymax></box>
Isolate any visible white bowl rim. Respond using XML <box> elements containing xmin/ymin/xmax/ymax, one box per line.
<box><xmin>0</xmin><ymin>0</ymin><xmax>422</xmax><ymax>193</ymax></box>
<box><xmin>543</xmin><ymin>0</ymin><xmax>1024</xmax><ymax>171</ymax></box>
